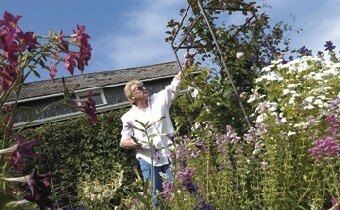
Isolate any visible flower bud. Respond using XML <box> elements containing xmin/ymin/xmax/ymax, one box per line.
<box><xmin>236</xmin><ymin>52</ymin><xmax>244</xmax><ymax>59</ymax></box>
<box><xmin>4</xmin><ymin>175</ymin><xmax>29</xmax><ymax>182</ymax></box>
<box><xmin>0</xmin><ymin>144</ymin><xmax>18</xmax><ymax>154</ymax></box>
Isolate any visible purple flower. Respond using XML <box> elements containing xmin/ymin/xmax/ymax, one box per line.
<box><xmin>218</xmin><ymin>164</ymin><xmax>226</xmax><ymax>171</ymax></box>
<box><xmin>180</xmin><ymin>159</ymin><xmax>187</xmax><ymax>168</ymax></box>
<box><xmin>166</xmin><ymin>133</ymin><xmax>175</xmax><ymax>141</ymax></box>
<box><xmin>309</xmin><ymin>136</ymin><xmax>340</xmax><ymax>157</ymax></box>
<box><xmin>11</xmin><ymin>134</ymin><xmax>36</xmax><ymax>170</ymax></box>
<box><xmin>194</xmin><ymin>201</ymin><xmax>214</xmax><ymax>210</ymax></box>
<box><xmin>244</xmin><ymin>127</ymin><xmax>255</xmax><ymax>143</ymax></box>
<box><xmin>324</xmin><ymin>41</ymin><xmax>336</xmax><ymax>51</ymax></box>
<box><xmin>317</xmin><ymin>51</ymin><xmax>324</xmax><ymax>58</ymax></box>
<box><xmin>161</xmin><ymin>179</ymin><xmax>173</xmax><ymax>199</ymax></box>
<box><xmin>331</xmin><ymin>197</ymin><xmax>339</xmax><ymax>209</ymax></box>
<box><xmin>195</xmin><ymin>139</ymin><xmax>205</xmax><ymax>150</ymax></box>
<box><xmin>74</xmin><ymin>90</ymin><xmax>98</xmax><ymax>124</ymax></box>
<box><xmin>0</xmin><ymin>11</ymin><xmax>22</xmax><ymax>33</ymax></box>
<box><xmin>182</xmin><ymin>179</ymin><xmax>198</xmax><ymax>193</ymax></box>
<box><xmin>62</xmin><ymin>205</ymin><xmax>85</xmax><ymax>210</ymax></box>
<box><xmin>298</xmin><ymin>46</ymin><xmax>312</xmax><ymax>56</ymax></box>
<box><xmin>328</xmin><ymin>98</ymin><xmax>340</xmax><ymax>108</ymax></box>
<box><xmin>178</xmin><ymin>168</ymin><xmax>198</xmax><ymax>193</ymax></box>
<box><xmin>325</xmin><ymin>115</ymin><xmax>340</xmax><ymax>136</ymax></box>
<box><xmin>0</xmin><ymin>64</ymin><xmax>19</xmax><ymax>91</ymax></box>
<box><xmin>176</xmin><ymin>144</ymin><xmax>189</xmax><ymax>159</ymax></box>
<box><xmin>151</xmin><ymin>146</ymin><xmax>161</xmax><ymax>160</ymax></box>
<box><xmin>72</xmin><ymin>25</ymin><xmax>91</xmax><ymax>72</ymax></box>
<box><xmin>166</xmin><ymin>133</ymin><xmax>180</xmax><ymax>144</ymax></box>
<box><xmin>269</xmin><ymin>46</ymin><xmax>277</xmax><ymax>54</ymax></box>
<box><xmin>24</xmin><ymin>169</ymin><xmax>53</xmax><ymax>210</ymax></box>
<box><xmin>215</xmin><ymin>125</ymin><xmax>240</xmax><ymax>154</ymax></box>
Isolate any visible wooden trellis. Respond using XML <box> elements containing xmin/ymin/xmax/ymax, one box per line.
<box><xmin>169</xmin><ymin>0</ymin><xmax>261</xmax><ymax>130</ymax></box>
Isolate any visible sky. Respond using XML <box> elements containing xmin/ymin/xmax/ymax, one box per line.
<box><xmin>1</xmin><ymin>0</ymin><xmax>339</xmax><ymax>82</ymax></box>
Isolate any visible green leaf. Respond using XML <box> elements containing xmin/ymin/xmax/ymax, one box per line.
<box><xmin>39</xmin><ymin>59</ymin><xmax>45</xmax><ymax>67</ymax></box>
<box><xmin>31</xmin><ymin>69</ymin><xmax>41</xmax><ymax>78</ymax></box>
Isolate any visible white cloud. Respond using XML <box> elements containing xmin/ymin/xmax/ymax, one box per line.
<box><xmin>91</xmin><ymin>0</ymin><xmax>340</xmax><ymax>72</ymax></box>
<box><xmin>92</xmin><ymin>0</ymin><xmax>186</xmax><ymax>71</ymax></box>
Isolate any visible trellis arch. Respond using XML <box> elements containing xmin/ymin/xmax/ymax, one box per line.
<box><xmin>168</xmin><ymin>0</ymin><xmax>270</xmax><ymax>130</ymax></box>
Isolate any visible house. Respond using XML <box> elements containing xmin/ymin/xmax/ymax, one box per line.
<box><xmin>8</xmin><ymin>61</ymin><xmax>194</xmax><ymax>128</ymax></box>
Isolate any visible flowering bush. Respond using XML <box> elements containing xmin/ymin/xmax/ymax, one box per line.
<box><xmin>123</xmin><ymin>44</ymin><xmax>339</xmax><ymax>209</ymax></box>
<box><xmin>0</xmin><ymin>11</ymin><xmax>96</xmax><ymax>208</ymax></box>
<box><xmin>246</xmin><ymin>50</ymin><xmax>339</xmax><ymax>208</ymax></box>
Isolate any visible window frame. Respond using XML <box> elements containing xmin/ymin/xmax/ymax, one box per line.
<box><xmin>75</xmin><ymin>88</ymin><xmax>107</xmax><ymax>107</ymax></box>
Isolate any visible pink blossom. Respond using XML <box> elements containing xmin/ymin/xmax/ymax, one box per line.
<box><xmin>325</xmin><ymin>115</ymin><xmax>340</xmax><ymax>136</ymax></box>
<box><xmin>64</xmin><ymin>53</ymin><xmax>77</xmax><ymax>75</ymax></box>
<box><xmin>309</xmin><ymin>136</ymin><xmax>340</xmax><ymax>158</ymax></box>
<box><xmin>49</xmin><ymin>61</ymin><xmax>59</xmax><ymax>79</ymax></box>
<box><xmin>56</xmin><ymin>30</ymin><xmax>69</xmax><ymax>51</ymax></box>
<box><xmin>161</xmin><ymin>179</ymin><xmax>173</xmax><ymax>200</ymax></box>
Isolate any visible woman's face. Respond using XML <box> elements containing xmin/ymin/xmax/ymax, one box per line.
<box><xmin>130</xmin><ymin>84</ymin><xmax>149</xmax><ymax>101</ymax></box>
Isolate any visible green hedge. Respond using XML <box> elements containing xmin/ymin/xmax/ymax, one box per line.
<box><xmin>23</xmin><ymin>107</ymin><xmax>138</xmax><ymax>207</ymax></box>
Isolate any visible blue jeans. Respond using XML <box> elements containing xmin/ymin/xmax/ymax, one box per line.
<box><xmin>138</xmin><ymin>158</ymin><xmax>173</xmax><ymax>207</ymax></box>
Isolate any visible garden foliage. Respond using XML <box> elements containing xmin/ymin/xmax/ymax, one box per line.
<box><xmin>147</xmin><ymin>49</ymin><xmax>339</xmax><ymax>210</ymax></box>
<box><xmin>23</xmin><ymin>108</ymin><xmax>138</xmax><ymax>209</ymax></box>
<box><xmin>0</xmin><ymin>10</ymin><xmax>96</xmax><ymax>209</ymax></box>
<box><xmin>1</xmin><ymin>1</ymin><xmax>339</xmax><ymax>209</ymax></box>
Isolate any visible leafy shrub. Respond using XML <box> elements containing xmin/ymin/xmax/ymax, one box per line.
<box><xmin>24</xmin><ymin>108</ymin><xmax>139</xmax><ymax>208</ymax></box>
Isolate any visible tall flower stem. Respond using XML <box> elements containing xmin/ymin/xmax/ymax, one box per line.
<box><xmin>145</xmin><ymin>131</ymin><xmax>154</xmax><ymax>203</ymax></box>
<box><xmin>295</xmin><ymin>164</ymin><xmax>316</xmax><ymax>208</ymax></box>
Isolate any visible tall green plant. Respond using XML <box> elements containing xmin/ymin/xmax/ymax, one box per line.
<box><xmin>0</xmin><ymin>10</ymin><xmax>95</xmax><ymax>209</ymax></box>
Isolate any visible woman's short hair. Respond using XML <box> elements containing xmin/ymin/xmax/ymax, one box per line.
<box><xmin>124</xmin><ymin>80</ymin><xmax>143</xmax><ymax>103</ymax></box>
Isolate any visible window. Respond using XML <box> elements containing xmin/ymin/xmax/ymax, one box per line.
<box><xmin>75</xmin><ymin>89</ymin><xmax>107</xmax><ymax>107</ymax></box>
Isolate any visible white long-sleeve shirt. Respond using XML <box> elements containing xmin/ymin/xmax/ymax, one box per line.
<box><xmin>120</xmin><ymin>77</ymin><xmax>180</xmax><ymax>166</ymax></box>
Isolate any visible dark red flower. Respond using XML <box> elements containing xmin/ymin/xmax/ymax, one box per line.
<box><xmin>74</xmin><ymin>90</ymin><xmax>98</xmax><ymax>124</ymax></box>
<box><xmin>72</xmin><ymin>25</ymin><xmax>91</xmax><ymax>72</ymax></box>
<box><xmin>64</xmin><ymin>53</ymin><xmax>77</xmax><ymax>75</ymax></box>
<box><xmin>0</xmin><ymin>27</ymin><xmax>10</xmax><ymax>50</ymax></box>
<box><xmin>72</xmin><ymin>24</ymin><xmax>90</xmax><ymax>46</ymax></box>
<box><xmin>17</xmin><ymin>31</ymin><xmax>37</xmax><ymax>51</ymax></box>
<box><xmin>76</xmin><ymin>44</ymin><xmax>92</xmax><ymax>71</ymax></box>
<box><xmin>49</xmin><ymin>61</ymin><xmax>59</xmax><ymax>79</ymax></box>
<box><xmin>24</xmin><ymin>169</ymin><xmax>53</xmax><ymax>210</ymax></box>
<box><xmin>0</xmin><ymin>64</ymin><xmax>19</xmax><ymax>91</ymax></box>
<box><xmin>11</xmin><ymin>134</ymin><xmax>36</xmax><ymax>170</ymax></box>
<box><xmin>56</xmin><ymin>30</ymin><xmax>69</xmax><ymax>51</ymax></box>
<box><xmin>0</xmin><ymin>11</ymin><xmax>22</xmax><ymax>33</ymax></box>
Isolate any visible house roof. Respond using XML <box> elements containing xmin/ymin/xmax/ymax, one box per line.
<box><xmin>8</xmin><ymin>61</ymin><xmax>181</xmax><ymax>102</ymax></box>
